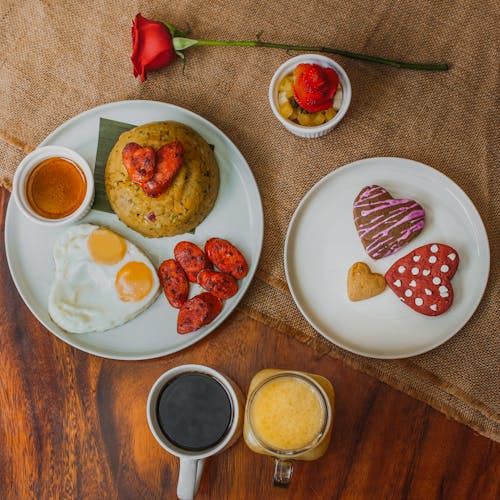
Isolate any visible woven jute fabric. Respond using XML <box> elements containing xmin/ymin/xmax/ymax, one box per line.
<box><xmin>0</xmin><ymin>1</ymin><xmax>498</xmax><ymax>440</ymax></box>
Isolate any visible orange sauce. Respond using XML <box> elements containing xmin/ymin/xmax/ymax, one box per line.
<box><xmin>26</xmin><ymin>157</ymin><xmax>87</xmax><ymax>219</ymax></box>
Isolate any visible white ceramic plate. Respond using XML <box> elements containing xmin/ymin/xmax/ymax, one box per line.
<box><xmin>5</xmin><ymin>100</ymin><xmax>263</xmax><ymax>360</ymax></box>
<box><xmin>284</xmin><ymin>157</ymin><xmax>490</xmax><ymax>359</ymax></box>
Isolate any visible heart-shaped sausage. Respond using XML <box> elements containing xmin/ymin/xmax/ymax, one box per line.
<box><xmin>347</xmin><ymin>262</ymin><xmax>386</xmax><ymax>301</ymax></box>
<box><xmin>353</xmin><ymin>185</ymin><xmax>425</xmax><ymax>259</ymax></box>
<box><xmin>122</xmin><ymin>142</ymin><xmax>156</xmax><ymax>184</ymax></box>
<box><xmin>385</xmin><ymin>243</ymin><xmax>459</xmax><ymax>316</ymax></box>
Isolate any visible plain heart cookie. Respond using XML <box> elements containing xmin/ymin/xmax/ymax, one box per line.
<box><xmin>347</xmin><ymin>262</ymin><xmax>386</xmax><ymax>301</ymax></box>
<box><xmin>353</xmin><ymin>185</ymin><xmax>425</xmax><ymax>259</ymax></box>
<box><xmin>385</xmin><ymin>243</ymin><xmax>459</xmax><ymax>316</ymax></box>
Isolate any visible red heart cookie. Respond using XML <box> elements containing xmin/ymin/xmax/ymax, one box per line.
<box><xmin>385</xmin><ymin>243</ymin><xmax>459</xmax><ymax>316</ymax></box>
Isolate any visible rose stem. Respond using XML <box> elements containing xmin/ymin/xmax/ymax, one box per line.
<box><xmin>193</xmin><ymin>40</ymin><xmax>449</xmax><ymax>71</ymax></box>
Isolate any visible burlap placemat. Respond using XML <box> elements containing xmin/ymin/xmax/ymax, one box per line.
<box><xmin>0</xmin><ymin>1</ymin><xmax>498</xmax><ymax>440</ymax></box>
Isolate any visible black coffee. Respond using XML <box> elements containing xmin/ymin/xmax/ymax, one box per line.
<box><xmin>157</xmin><ymin>373</ymin><xmax>232</xmax><ymax>451</ymax></box>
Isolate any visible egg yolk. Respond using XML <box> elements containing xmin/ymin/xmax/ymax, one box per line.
<box><xmin>115</xmin><ymin>262</ymin><xmax>153</xmax><ymax>302</ymax></box>
<box><xmin>88</xmin><ymin>228</ymin><xmax>127</xmax><ymax>265</ymax></box>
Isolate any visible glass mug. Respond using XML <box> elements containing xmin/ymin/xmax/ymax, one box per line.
<box><xmin>244</xmin><ymin>369</ymin><xmax>334</xmax><ymax>487</ymax></box>
<box><xmin>147</xmin><ymin>364</ymin><xmax>244</xmax><ymax>500</ymax></box>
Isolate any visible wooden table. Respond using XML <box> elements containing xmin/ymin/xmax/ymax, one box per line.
<box><xmin>1</xmin><ymin>188</ymin><xmax>498</xmax><ymax>500</ymax></box>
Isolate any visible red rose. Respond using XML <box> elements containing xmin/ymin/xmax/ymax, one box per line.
<box><xmin>131</xmin><ymin>14</ymin><xmax>177</xmax><ymax>82</ymax></box>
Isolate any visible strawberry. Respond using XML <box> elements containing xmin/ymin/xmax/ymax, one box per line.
<box><xmin>293</xmin><ymin>63</ymin><xmax>339</xmax><ymax>113</ymax></box>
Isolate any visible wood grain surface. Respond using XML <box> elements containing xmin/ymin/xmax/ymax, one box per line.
<box><xmin>1</xmin><ymin>187</ymin><xmax>498</xmax><ymax>500</ymax></box>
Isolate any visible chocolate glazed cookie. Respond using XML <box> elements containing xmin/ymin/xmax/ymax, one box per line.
<box><xmin>353</xmin><ymin>185</ymin><xmax>425</xmax><ymax>259</ymax></box>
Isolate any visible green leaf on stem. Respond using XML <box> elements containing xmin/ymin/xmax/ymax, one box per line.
<box><xmin>173</xmin><ymin>37</ymin><xmax>199</xmax><ymax>51</ymax></box>
<box><xmin>176</xmin><ymin>50</ymin><xmax>187</xmax><ymax>74</ymax></box>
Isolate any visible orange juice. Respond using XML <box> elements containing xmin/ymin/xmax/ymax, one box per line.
<box><xmin>244</xmin><ymin>369</ymin><xmax>334</xmax><ymax>461</ymax></box>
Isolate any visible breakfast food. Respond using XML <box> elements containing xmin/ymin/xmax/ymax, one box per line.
<box><xmin>174</xmin><ymin>241</ymin><xmax>213</xmax><ymax>282</ymax></box>
<box><xmin>197</xmin><ymin>269</ymin><xmax>238</xmax><ymax>299</ymax></box>
<box><xmin>158</xmin><ymin>259</ymin><xmax>189</xmax><ymax>308</ymax></box>
<box><xmin>177</xmin><ymin>292</ymin><xmax>223</xmax><ymax>334</ymax></box>
<box><xmin>158</xmin><ymin>237</ymin><xmax>248</xmax><ymax>334</ymax></box>
<box><xmin>347</xmin><ymin>262</ymin><xmax>386</xmax><ymax>301</ymax></box>
<box><xmin>205</xmin><ymin>238</ymin><xmax>249</xmax><ymax>279</ymax></box>
<box><xmin>122</xmin><ymin>143</ymin><xmax>156</xmax><ymax>185</ymax></box>
<box><xmin>48</xmin><ymin>224</ymin><xmax>160</xmax><ymax>333</ymax></box>
<box><xmin>105</xmin><ymin>121</ymin><xmax>219</xmax><ymax>237</ymax></box>
<box><xmin>125</xmin><ymin>140</ymin><xmax>185</xmax><ymax>197</ymax></box>
<box><xmin>353</xmin><ymin>185</ymin><xmax>425</xmax><ymax>259</ymax></box>
<box><xmin>278</xmin><ymin>63</ymin><xmax>342</xmax><ymax>126</ymax></box>
<box><xmin>385</xmin><ymin>243</ymin><xmax>459</xmax><ymax>316</ymax></box>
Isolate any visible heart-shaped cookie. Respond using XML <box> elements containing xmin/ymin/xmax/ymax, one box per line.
<box><xmin>353</xmin><ymin>185</ymin><xmax>425</xmax><ymax>259</ymax></box>
<box><xmin>347</xmin><ymin>262</ymin><xmax>386</xmax><ymax>301</ymax></box>
<box><xmin>385</xmin><ymin>243</ymin><xmax>459</xmax><ymax>316</ymax></box>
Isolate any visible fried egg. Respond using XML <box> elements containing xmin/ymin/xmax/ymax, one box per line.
<box><xmin>49</xmin><ymin>223</ymin><xmax>160</xmax><ymax>333</ymax></box>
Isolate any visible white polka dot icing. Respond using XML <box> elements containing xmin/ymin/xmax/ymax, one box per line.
<box><xmin>393</xmin><ymin>280</ymin><xmax>402</xmax><ymax>287</ymax></box>
<box><xmin>398</xmin><ymin>266</ymin><xmax>406</xmax><ymax>273</ymax></box>
<box><xmin>385</xmin><ymin>243</ymin><xmax>459</xmax><ymax>317</ymax></box>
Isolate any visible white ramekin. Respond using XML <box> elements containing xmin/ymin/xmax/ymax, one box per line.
<box><xmin>269</xmin><ymin>54</ymin><xmax>352</xmax><ymax>139</ymax></box>
<box><xmin>13</xmin><ymin>145</ymin><xmax>95</xmax><ymax>226</ymax></box>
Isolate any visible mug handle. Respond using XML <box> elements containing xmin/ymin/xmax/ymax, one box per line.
<box><xmin>273</xmin><ymin>458</ymin><xmax>294</xmax><ymax>487</ymax></box>
<box><xmin>177</xmin><ymin>457</ymin><xmax>205</xmax><ymax>500</ymax></box>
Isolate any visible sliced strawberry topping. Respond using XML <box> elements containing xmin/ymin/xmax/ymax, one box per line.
<box><xmin>293</xmin><ymin>63</ymin><xmax>339</xmax><ymax>113</ymax></box>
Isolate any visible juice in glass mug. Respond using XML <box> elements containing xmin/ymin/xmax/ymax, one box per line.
<box><xmin>244</xmin><ymin>369</ymin><xmax>335</xmax><ymax>486</ymax></box>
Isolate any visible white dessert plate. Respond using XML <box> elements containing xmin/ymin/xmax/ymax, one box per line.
<box><xmin>5</xmin><ymin>100</ymin><xmax>263</xmax><ymax>360</ymax></box>
<box><xmin>284</xmin><ymin>157</ymin><xmax>490</xmax><ymax>359</ymax></box>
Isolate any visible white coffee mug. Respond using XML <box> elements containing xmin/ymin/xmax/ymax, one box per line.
<box><xmin>147</xmin><ymin>364</ymin><xmax>244</xmax><ymax>500</ymax></box>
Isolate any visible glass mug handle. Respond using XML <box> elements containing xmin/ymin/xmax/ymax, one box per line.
<box><xmin>177</xmin><ymin>457</ymin><xmax>205</xmax><ymax>500</ymax></box>
<box><xmin>273</xmin><ymin>458</ymin><xmax>294</xmax><ymax>487</ymax></box>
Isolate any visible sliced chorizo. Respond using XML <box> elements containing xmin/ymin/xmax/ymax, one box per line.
<box><xmin>158</xmin><ymin>259</ymin><xmax>189</xmax><ymax>308</ymax></box>
<box><xmin>198</xmin><ymin>292</ymin><xmax>223</xmax><ymax>325</ymax></box>
<box><xmin>197</xmin><ymin>269</ymin><xmax>238</xmax><ymax>299</ymax></box>
<box><xmin>142</xmin><ymin>141</ymin><xmax>184</xmax><ymax>197</ymax></box>
<box><xmin>174</xmin><ymin>241</ymin><xmax>213</xmax><ymax>283</ymax></box>
<box><xmin>205</xmin><ymin>238</ymin><xmax>249</xmax><ymax>279</ymax></box>
<box><xmin>177</xmin><ymin>292</ymin><xmax>222</xmax><ymax>334</ymax></box>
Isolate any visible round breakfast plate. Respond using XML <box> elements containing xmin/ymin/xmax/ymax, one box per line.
<box><xmin>5</xmin><ymin>100</ymin><xmax>263</xmax><ymax>360</ymax></box>
<box><xmin>284</xmin><ymin>157</ymin><xmax>490</xmax><ymax>359</ymax></box>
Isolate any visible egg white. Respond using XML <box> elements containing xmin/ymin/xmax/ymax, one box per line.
<box><xmin>48</xmin><ymin>223</ymin><xmax>160</xmax><ymax>334</ymax></box>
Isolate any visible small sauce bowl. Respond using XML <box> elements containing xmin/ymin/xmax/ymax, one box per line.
<box><xmin>13</xmin><ymin>145</ymin><xmax>95</xmax><ymax>226</ymax></box>
<box><xmin>269</xmin><ymin>54</ymin><xmax>352</xmax><ymax>138</ymax></box>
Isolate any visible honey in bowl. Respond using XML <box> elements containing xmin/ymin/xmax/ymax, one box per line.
<box><xmin>26</xmin><ymin>157</ymin><xmax>87</xmax><ymax>219</ymax></box>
